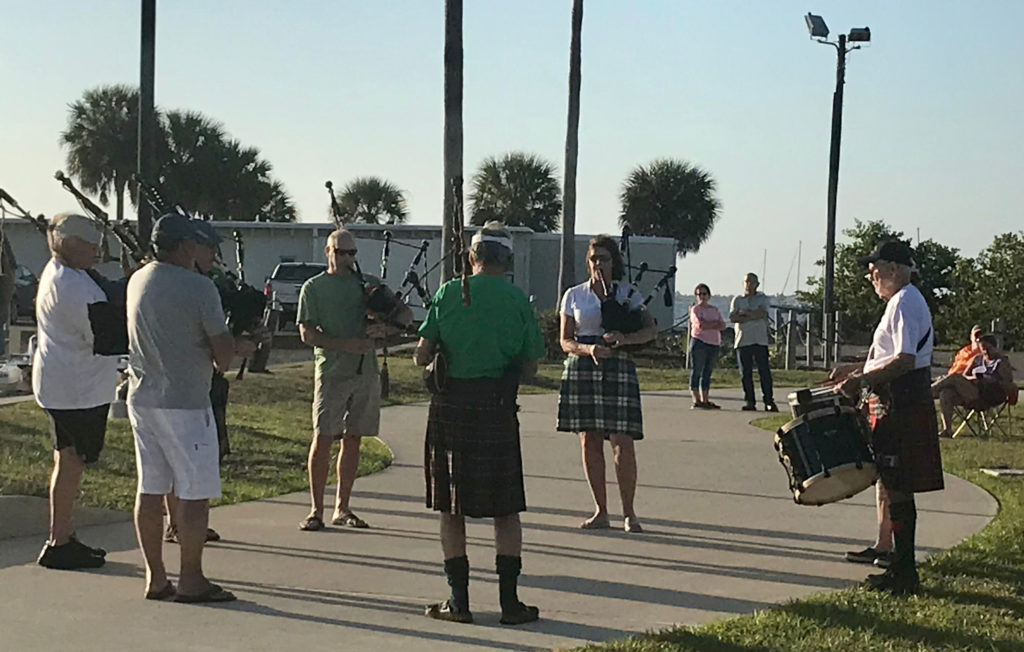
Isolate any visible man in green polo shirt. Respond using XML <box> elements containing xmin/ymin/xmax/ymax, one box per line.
<box><xmin>297</xmin><ymin>228</ymin><xmax>411</xmax><ymax>531</ymax></box>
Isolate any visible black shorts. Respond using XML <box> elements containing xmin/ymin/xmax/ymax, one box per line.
<box><xmin>47</xmin><ymin>404</ymin><xmax>110</xmax><ymax>464</ymax></box>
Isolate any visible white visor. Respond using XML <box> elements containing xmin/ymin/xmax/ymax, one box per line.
<box><xmin>471</xmin><ymin>233</ymin><xmax>513</xmax><ymax>252</ymax></box>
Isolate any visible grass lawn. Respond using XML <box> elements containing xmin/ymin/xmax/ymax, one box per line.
<box><xmin>0</xmin><ymin>352</ymin><xmax>823</xmax><ymax>512</ymax></box>
<box><xmin>564</xmin><ymin>414</ymin><xmax>1024</xmax><ymax>652</ymax></box>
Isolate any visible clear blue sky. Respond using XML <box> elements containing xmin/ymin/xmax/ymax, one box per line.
<box><xmin>2</xmin><ymin>1</ymin><xmax>1022</xmax><ymax>295</ymax></box>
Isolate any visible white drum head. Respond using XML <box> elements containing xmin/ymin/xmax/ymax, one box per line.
<box><xmin>796</xmin><ymin>462</ymin><xmax>878</xmax><ymax>506</ymax></box>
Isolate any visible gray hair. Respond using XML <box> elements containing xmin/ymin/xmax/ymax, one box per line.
<box><xmin>470</xmin><ymin>221</ymin><xmax>513</xmax><ymax>270</ymax></box>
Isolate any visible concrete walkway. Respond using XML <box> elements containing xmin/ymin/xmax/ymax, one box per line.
<box><xmin>0</xmin><ymin>389</ymin><xmax>997</xmax><ymax>651</ymax></box>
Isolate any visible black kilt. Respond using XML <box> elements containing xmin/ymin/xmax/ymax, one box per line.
<box><xmin>424</xmin><ymin>375</ymin><xmax>526</xmax><ymax>518</ymax></box>
<box><xmin>868</xmin><ymin>368</ymin><xmax>944</xmax><ymax>494</ymax></box>
<box><xmin>557</xmin><ymin>350</ymin><xmax>643</xmax><ymax>440</ymax></box>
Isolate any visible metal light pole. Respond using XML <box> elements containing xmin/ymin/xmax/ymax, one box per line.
<box><xmin>805</xmin><ymin>14</ymin><xmax>870</xmax><ymax>368</ymax></box>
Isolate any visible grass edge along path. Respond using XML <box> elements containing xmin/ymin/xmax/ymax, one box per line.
<box><xmin>562</xmin><ymin>414</ymin><xmax>1024</xmax><ymax>652</ymax></box>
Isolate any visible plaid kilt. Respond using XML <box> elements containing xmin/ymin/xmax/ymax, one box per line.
<box><xmin>424</xmin><ymin>375</ymin><xmax>526</xmax><ymax>518</ymax></box>
<box><xmin>868</xmin><ymin>368</ymin><xmax>944</xmax><ymax>494</ymax></box>
<box><xmin>557</xmin><ymin>351</ymin><xmax>643</xmax><ymax>440</ymax></box>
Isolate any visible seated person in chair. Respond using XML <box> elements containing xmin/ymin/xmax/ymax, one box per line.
<box><xmin>936</xmin><ymin>334</ymin><xmax>1016</xmax><ymax>437</ymax></box>
<box><xmin>932</xmin><ymin>325</ymin><xmax>982</xmax><ymax>393</ymax></box>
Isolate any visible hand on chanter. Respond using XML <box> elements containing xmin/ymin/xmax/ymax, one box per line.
<box><xmin>603</xmin><ymin>331</ymin><xmax>627</xmax><ymax>348</ymax></box>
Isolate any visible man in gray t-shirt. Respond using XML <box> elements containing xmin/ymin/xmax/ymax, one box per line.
<box><xmin>729</xmin><ymin>273</ymin><xmax>777</xmax><ymax>412</ymax></box>
<box><xmin>126</xmin><ymin>214</ymin><xmax>238</xmax><ymax>604</ymax></box>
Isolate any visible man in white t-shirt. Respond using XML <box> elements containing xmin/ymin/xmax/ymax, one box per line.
<box><xmin>729</xmin><ymin>273</ymin><xmax>778</xmax><ymax>412</ymax></box>
<box><xmin>33</xmin><ymin>213</ymin><xmax>120</xmax><ymax>570</ymax></box>
<box><xmin>127</xmin><ymin>213</ymin><xmax>239</xmax><ymax>603</ymax></box>
<box><xmin>834</xmin><ymin>240</ymin><xmax>942</xmax><ymax>596</ymax></box>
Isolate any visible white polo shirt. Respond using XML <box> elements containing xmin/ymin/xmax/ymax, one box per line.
<box><xmin>32</xmin><ymin>259</ymin><xmax>120</xmax><ymax>409</ymax></box>
<box><xmin>863</xmin><ymin>284</ymin><xmax>933</xmax><ymax>374</ymax></box>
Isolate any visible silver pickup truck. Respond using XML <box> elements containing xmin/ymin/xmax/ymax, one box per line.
<box><xmin>264</xmin><ymin>262</ymin><xmax>326</xmax><ymax>331</ymax></box>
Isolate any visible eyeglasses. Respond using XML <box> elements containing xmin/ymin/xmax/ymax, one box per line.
<box><xmin>332</xmin><ymin>248</ymin><xmax>358</xmax><ymax>257</ymax></box>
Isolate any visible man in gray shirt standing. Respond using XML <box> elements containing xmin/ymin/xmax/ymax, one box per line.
<box><xmin>730</xmin><ymin>272</ymin><xmax>778</xmax><ymax>412</ymax></box>
<box><xmin>126</xmin><ymin>214</ymin><xmax>238</xmax><ymax>603</ymax></box>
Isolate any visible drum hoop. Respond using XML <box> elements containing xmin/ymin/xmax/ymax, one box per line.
<box><xmin>802</xmin><ymin>462</ymin><xmax>878</xmax><ymax>489</ymax></box>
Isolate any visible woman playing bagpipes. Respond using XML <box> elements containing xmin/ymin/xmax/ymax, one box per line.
<box><xmin>556</xmin><ymin>234</ymin><xmax>657</xmax><ymax>533</ymax></box>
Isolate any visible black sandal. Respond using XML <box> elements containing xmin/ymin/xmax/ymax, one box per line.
<box><xmin>298</xmin><ymin>515</ymin><xmax>325</xmax><ymax>531</ymax></box>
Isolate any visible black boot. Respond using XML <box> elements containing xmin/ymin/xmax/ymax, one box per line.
<box><xmin>866</xmin><ymin>499</ymin><xmax>920</xmax><ymax>596</ymax></box>
<box><xmin>425</xmin><ymin>555</ymin><xmax>473</xmax><ymax>623</ymax></box>
<box><xmin>496</xmin><ymin>555</ymin><xmax>539</xmax><ymax>625</ymax></box>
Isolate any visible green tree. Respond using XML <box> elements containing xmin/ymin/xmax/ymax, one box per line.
<box><xmin>973</xmin><ymin>232</ymin><xmax>1024</xmax><ymax>348</ymax></box>
<box><xmin>60</xmin><ymin>84</ymin><xmax>141</xmax><ymax>222</ymax></box>
<box><xmin>334</xmin><ymin>177</ymin><xmax>408</xmax><ymax>224</ymax></box>
<box><xmin>469</xmin><ymin>152</ymin><xmax>561</xmax><ymax>232</ymax></box>
<box><xmin>619</xmin><ymin>158</ymin><xmax>720</xmax><ymax>256</ymax></box>
<box><xmin>798</xmin><ymin>220</ymin><xmax>966</xmax><ymax>345</ymax></box>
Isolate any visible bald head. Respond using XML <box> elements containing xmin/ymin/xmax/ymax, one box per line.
<box><xmin>325</xmin><ymin>229</ymin><xmax>358</xmax><ymax>275</ymax></box>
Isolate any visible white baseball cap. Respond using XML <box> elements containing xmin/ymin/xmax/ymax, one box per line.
<box><xmin>51</xmin><ymin>213</ymin><xmax>102</xmax><ymax>245</ymax></box>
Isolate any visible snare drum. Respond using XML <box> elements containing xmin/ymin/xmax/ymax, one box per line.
<box><xmin>774</xmin><ymin>405</ymin><xmax>877</xmax><ymax>505</ymax></box>
<box><xmin>786</xmin><ymin>386</ymin><xmax>856</xmax><ymax>418</ymax></box>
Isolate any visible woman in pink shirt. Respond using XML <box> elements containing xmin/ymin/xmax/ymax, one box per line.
<box><xmin>689</xmin><ymin>283</ymin><xmax>727</xmax><ymax>409</ymax></box>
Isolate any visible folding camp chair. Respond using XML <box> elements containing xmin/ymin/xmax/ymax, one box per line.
<box><xmin>952</xmin><ymin>385</ymin><xmax>1019</xmax><ymax>438</ymax></box>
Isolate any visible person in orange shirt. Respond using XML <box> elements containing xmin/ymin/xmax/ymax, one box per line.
<box><xmin>932</xmin><ymin>325</ymin><xmax>982</xmax><ymax>398</ymax></box>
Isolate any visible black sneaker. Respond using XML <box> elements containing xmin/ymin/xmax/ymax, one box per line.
<box><xmin>873</xmin><ymin>551</ymin><xmax>894</xmax><ymax>569</ymax></box>
<box><xmin>741</xmin><ymin>403</ymin><xmax>757</xmax><ymax>411</ymax></box>
<box><xmin>764</xmin><ymin>402</ymin><xmax>780</xmax><ymax>413</ymax></box>
<box><xmin>68</xmin><ymin>534</ymin><xmax>106</xmax><ymax>558</ymax></box>
<box><xmin>864</xmin><ymin>568</ymin><xmax>920</xmax><ymax>596</ymax></box>
<box><xmin>38</xmin><ymin>540</ymin><xmax>106</xmax><ymax>570</ymax></box>
<box><xmin>845</xmin><ymin>546</ymin><xmax>887</xmax><ymax>564</ymax></box>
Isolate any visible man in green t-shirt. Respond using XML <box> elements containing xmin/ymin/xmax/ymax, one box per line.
<box><xmin>414</xmin><ymin>221</ymin><xmax>545</xmax><ymax>626</ymax></box>
<box><xmin>297</xmin><ymin>229</ymin><xmax>411</xmax><ymax>531</ymax></box>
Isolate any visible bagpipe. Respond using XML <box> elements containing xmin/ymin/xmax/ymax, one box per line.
<box><xmin>0</xmin><ymin>187</ymin><xmax>41</xmax><ymax>330</ymax></box>
<box><xmin>54</xmin><ymin>171</ymin><xmax>148</xmax><ymax>268</ymax></box>
<box><xmin>599</xmin><ymin>224</ymin><xmax>675</xmax><ymax>338</ymax></box>
<box><xmin>135</xmin><ymin>175</ymin><xmax>267</xmax><ymax>378</ymax></box>
<box><xmin>0</xmin><ymin>187</ymin><xmax>49</xmax><ymax>237</ymax></box>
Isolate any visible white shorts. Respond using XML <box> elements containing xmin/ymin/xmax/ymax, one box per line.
<box><xmin>128</xmin><ymin>404</ymin><xmax>222</xmax><ymax>501</ymax></box>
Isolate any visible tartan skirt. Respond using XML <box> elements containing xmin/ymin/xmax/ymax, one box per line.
<box><xmin>424</xmin><ymin>375</ymin><xmax>526</xmax><ymax>518</ymax></box>
<box><xmin>868</xmin><ymin>369</ymin><xmax>944</xmax><ymax>494</ymax></box>
<box><xmin>557</xmin><ymin>350</ymin><xmax>644</xmax><ymax>440</ymax></box>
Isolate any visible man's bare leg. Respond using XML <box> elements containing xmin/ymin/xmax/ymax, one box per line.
<box><xmin>134</xmin><ymin>493</ymin><xmax>168</xmax><ymax>594</ymax></box>
<box><xmin>306</xmin><ymin>436</ymin><xmax>333</xmax><ymax>519</ymax></box>
<box><xmin>333</xmin><ymin>435</ymin><xmax>363</xmax><ymax>518</ymax></box>
<box><xmin>49</xmin><ymin>448</ymin><xmax>85</xmax><ymax>545</ymax></box>
<box><xmin>176</xmin><ymin>498</ymin><xmax>211</xmax><ymax>595</ymax></box>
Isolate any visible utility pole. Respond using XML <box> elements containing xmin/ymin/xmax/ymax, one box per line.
<box><xmin>442</xmin><ymin>0</ymin><xmax>463</xmax><ymax>283</ymax></box>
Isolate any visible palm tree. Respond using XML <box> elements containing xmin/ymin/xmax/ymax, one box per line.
<box><xmin>619</xmin><ymin>158</ymin><xmax>721</xmax><ymax>256</ymax></box>
<box><xmin>469</xmin><ymin>152</ymin><xmax>562</xmax><ymax>232</ymax></box>
<box><xmin>334</xmin><ymin>177</ymin><xmax>408</xmax><ymax>224</ymax></box>
<box><xmin>61</xmin><ymin>85</ymin><xmax>141</xmax><ymax>222</ymax></box>
<box><xmin>558</xmin><ymin>0</ymin><xmax>584</xmax><ymax>301</ymax></box>
<box><xmin>158</xmin><ymin>110</ymin><xmax>228</xmax><ymax>216</ymax></box>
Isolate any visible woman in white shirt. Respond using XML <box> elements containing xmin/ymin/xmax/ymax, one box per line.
<box><xmin>556</xmin><ymin>235</ymin><xmax>656</xmax><ymax>533</ymax></box>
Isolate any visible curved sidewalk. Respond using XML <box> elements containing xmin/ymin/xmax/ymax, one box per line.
<box><xmin>0</xmin><ymin>389</ymin><xmax>996</xmax><ymax>651</ymax></box>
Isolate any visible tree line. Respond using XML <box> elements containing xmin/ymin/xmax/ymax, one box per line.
<box><xmin>797</xmin><ymin>220</ymin><xmax>1024</xmax><ymax>350</ymax></box>
<box><xmin>62</xmin><ymin>84</ymin><xmax>296</xmax><ymax>223</ymax></box>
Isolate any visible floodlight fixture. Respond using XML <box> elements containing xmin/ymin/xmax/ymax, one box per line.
<box><xmin>805</xmin><ymin>13</ymin><xmax>829</xmax><ymax>39</ymax></box>
<box><xmin>848</xmin><ymin>27</ymin><xmax>871</xmax><ymax>42</ymax></box>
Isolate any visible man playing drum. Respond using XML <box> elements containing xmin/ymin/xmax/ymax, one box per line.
<box><xmin>833</xmin><ymin>240</ymin><xmax>943</xmax><ymax>596</ymax></box>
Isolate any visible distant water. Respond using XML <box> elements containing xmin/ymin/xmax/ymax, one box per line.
<box><xmin>672</xmin><ymin>294</ymin><xmax>799</xmax><ymax>330</ymax></box>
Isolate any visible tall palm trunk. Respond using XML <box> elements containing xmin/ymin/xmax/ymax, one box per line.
<box><xmin>557</xmin><ymin>0</ymin><xmax>583</xmax><ymax>304</ymax></box>
<box><xmin>442</xmin><ymin>0</ymin><xmax>463</xmax><ymax>283</ymax></box>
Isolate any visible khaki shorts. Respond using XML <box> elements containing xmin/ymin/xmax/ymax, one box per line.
<box><xmin>313</xmin><ymin>372</ymin><xmax>381</xmax><ymax>439</ymax></box>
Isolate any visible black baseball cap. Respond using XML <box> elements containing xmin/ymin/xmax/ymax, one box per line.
<box><xmin>153</xmin><ymin>213</ymin><xmax>198</xmax><ymax>246</ymax></box>
<box><xmin>858</xmin><ymin>240</ymin><xmax>914</xmax><ymax>267</ymax></box>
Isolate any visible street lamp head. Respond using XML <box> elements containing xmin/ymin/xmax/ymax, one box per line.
<box><xmin>805</xmin><ymin>13</ymin><xmax>829</xmax><ymax>39</ymax></box>
<box><xmin>848</xmin><ymin>27</ymin><xmax>871</xmax><ymax>42</ymax></box>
